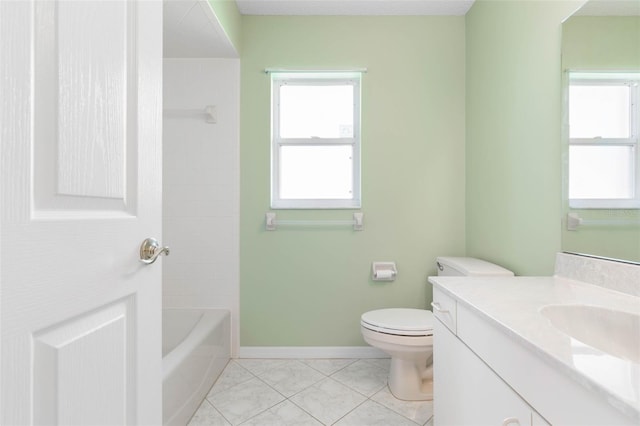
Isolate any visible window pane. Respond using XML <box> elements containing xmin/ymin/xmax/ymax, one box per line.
<box><xmin>279</xmin><ymin>85</ymin><xmax>354</xmax><ymax>138</ymax></box>
<box><xmin>569</xmin><ymin>145</ymin><xmax>635</xmax><ymax>199</ymax></box>
<box><xmin>569</xmin><ymin>85</ymin><xmax>630</xmax><ymax>138</ymax></box>
<box><xmin>279</xmin><ymin>145</ymin><xmax>353</xmax><ymax>199</ymax></box>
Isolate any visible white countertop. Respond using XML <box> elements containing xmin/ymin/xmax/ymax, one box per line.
<box><xmin>428</xmin><ymin>275</ymin><xmax>640</xmax><ymax>419</ymax></box>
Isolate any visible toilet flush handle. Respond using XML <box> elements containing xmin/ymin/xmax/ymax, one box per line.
<box><xmin>430</xmin><ymin>302</ymin><xmax>449</xmax><ymax>314</ymax></box>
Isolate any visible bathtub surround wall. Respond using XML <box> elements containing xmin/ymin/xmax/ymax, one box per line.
<box><xmin>240</xmin><ymin>16</ymin><xmax>466</xmax><ymax>350</ymax></box>
<box><xmin>163</xmin><ymin>58</ymin><xmax>240</xmax><ymax>355</ymax></box>
<box><xmin>465</xmin><ymin>0</ymin><xmax>583</xmax><ymax>275</ymax></box>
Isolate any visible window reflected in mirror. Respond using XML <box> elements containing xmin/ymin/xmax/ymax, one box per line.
<box><xmin>567</xmin><ymin>72</ymin><xmax>639</xmax><ymax>209</ymax></box>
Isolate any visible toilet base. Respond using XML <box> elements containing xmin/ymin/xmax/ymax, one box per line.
<box><xmin>388</xmin><ymin>358</ymin><xmax>433</xmax><ymax>401</ymax></box>
<box><xmin>360</xmin><ymin>322</ymin><xmax>433</xmax><ymax>402</ymax></box>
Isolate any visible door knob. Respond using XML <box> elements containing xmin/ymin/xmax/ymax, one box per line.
<box><xmin>139</xmin><ymin>238</ymin><xmax>170</xmax><ymax>265</ymax></box>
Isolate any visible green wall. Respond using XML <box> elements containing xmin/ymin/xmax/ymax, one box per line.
<box><xmin>236</xmin><ymin>1</ymin><xmax>598</xmax><ymax>348</ymax></box>
<box><xmin>561</xmin><ymin>16</ymin><xmax>640</xmax><ymax>263</ymax></box>
<box><xmin>240</xmin><ymin>16</ymin><xmax>466</xmax><ymax>346</ymax></box>
<box><xmin>562</xmin><ymin>16</ymin><xmax>640</xmax><ymax>69</ymax></box>
<box><xmin>465</xmin><ymin>0</ymin><xmax>582</xmax><ymax>275</ymax></box>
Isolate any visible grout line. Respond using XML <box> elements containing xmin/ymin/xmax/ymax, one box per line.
<box><xmin>329</xmin><ymin>397</ymin><xmax>369</xmax><ymax>426</ymax></box>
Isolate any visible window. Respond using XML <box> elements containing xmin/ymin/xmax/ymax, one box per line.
<box><xmin>271</xmin><ymin>72</ymin><xmax>361</xmax><ymax>209</ymax></box>
<box><xmin>568</xmin><ymin>72</ymin><xmax>640</xmax><ymax>209</ymax></box>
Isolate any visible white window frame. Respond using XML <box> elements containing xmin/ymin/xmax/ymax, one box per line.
<box><xmin>270</xmin><ymin>72</ymin><xmax>361</xmax><ymax>209</ymax></box>
<box><xmin>568</xmin><ymin>72</ymin><xmax>640</xmax><ymax>209</ymax></box>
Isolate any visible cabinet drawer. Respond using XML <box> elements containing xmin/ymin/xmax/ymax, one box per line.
<box><xmin>432</xmin><ymin>287</ymin><xmax>457</xmax><ymax>334</ymax></box>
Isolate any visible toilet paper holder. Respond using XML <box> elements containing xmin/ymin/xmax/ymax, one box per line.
<box><xmin>372</xmin><ymin>262</ymin><xmax>397</xmax><ymax>281</ymax></box>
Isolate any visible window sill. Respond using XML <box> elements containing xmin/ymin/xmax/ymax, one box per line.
<box><xmin>270</xmin><ymin>199</ymin><xmax>361</xmax><ymax>210</ymax></box>
<box><xmin>569</xmin><ymin>199</ymin><xmax>640</xmax><ymax>209</ymax></box>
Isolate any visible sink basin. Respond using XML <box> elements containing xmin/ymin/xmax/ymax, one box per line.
<box><xmin>540</xmin><ymin>304</ymin><xmax>640</xmax><ymax>363</ymax></box>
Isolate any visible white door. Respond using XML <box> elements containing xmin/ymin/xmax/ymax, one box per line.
<box><xmin>0</xmin><ymin>1</ymin><xmax>163</xmax><ymax>424</ymax></box>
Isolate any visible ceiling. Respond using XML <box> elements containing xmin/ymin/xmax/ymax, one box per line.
<box><xmin>164</xmin><ymin>0</ymin><xmax>237</xmax><ymax>58</ymax></box>
<box><xmin>163</xmin><ymin>0</ymin><xmax>639</xmax><ymax>58</ymax></box>
<box><xmin>235</xmin><ymin>0</ymin><xmax>475</xmax><ymax>16</ymax></box>
<box><xmin>163</xmin><ymin>0</ymin><xmax>474</xmax><ymax>58</ymax></box>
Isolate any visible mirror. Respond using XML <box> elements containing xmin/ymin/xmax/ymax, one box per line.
<box><xmin>561</xmin><ymin>0</ymin><xmax>640</xmax><ymax>263</ymax></box>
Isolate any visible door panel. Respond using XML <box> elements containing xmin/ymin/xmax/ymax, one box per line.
<box><xmin>33</xmin><ymin>297</ymin><xmax>134</xmax><ymax>425</ymax></box>
<box><xmin>0</xmin><ymin>1</ymin><xmax>163</xmax><ymax>424</ymax></box>
<box><xmin>33</xmin><ymin>0</ymin><xmax>138</xmax><ymax>215</ymax></box>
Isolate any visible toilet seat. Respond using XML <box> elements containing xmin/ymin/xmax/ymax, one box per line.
<box><xmin>361</xmin><ymin>308</ymin><xmax>433</xmax><ymax>336</ymax></box>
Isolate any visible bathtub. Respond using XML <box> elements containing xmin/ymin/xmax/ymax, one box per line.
<box><xmin>162</xmin><ymin>308</ymin><xmax>230</xmax><ymax>426</ymax></box>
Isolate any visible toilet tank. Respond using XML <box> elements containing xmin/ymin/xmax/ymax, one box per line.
<box><xmin>436</xmin><ymin>256</ymin><xmax>514</xmax><ymax>277</ymax></box>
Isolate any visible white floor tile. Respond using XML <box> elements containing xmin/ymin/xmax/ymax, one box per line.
<box><xmin>301</xmin><ymin>358</ymin><xmax>357</xmax><ymax>375</ymax></box>
<box><xmin>257</xmin><ymin>360</ymin><xmax>326</xmax><ymax>397</ymax></box>
<box><xmin>241</xmin><ymin>400</ymin><xmax>323</xmax><ymax>426</ymax></box>
<box><xmin>371</xmin><ymin>386</ymin><xmax>434</xmax><ymax>425</ymax></box>
<box><xmin>333</xmin><ymin>400</ymin><xmax>419</xmax><ymax>426</ymax></box>
<box><xmin>289</xmin><ymin>377</ymin><xmax>367</xmax><ymax>425</ymax></box>
<box><xmin>207</xmin><ymin>377</ymin><xmax>285</xmax><ymax>425</ymax></box>
<box><xmin>361</xmin><ymin>358</ymin><xmax>391</xmax><ymax>371</ymax></box>
<box><xmin>235</xmin><ymin>358</ymin><xmax>289</xmax><ymax>376</ymax></box>
<box><xmin>187</xmin><ymin>400</ymin><xmax>231</xmax><ymax>426</ymax></box>
<box><xmin>331</xmin><ymin>359</ymin><xmax>389</xmax><ymax>397</ymax></box>
<box><xmin>192</xmin><ymin>358</ymin><xmax>434</xmax><ymax>426</ymax></box>
<box><xmin>207</xmin><ymin>360</ymin><xmax>255</xmax><ymax>397</ymax></box>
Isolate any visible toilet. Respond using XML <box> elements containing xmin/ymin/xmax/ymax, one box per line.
<box><xmin>360</xmin><ymin>256</ymin><xmax>514</xmax><ymax>401</ymax></box>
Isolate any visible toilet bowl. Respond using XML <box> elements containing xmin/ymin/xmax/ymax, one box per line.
<box><xmin>360</xmin><ymin>308</ymin><xmax>434</xmax><ymax>401</ymax></box>
<box><xmin>361</xmin><ymin>257</ymin><xmax>514</xmax><ymax>401</ymax></box>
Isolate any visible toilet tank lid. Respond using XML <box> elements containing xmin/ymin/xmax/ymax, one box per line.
<box><xmin>436</xmin><ymin>256</ymin><xmax>514</xmax><ymax>276</ymax></box>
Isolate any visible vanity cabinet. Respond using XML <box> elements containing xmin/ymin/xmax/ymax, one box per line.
<box><xmin>431</xmin><ymin>284</ymin><xmax>637</xmax><ymax>426</ymax></box>
<box><xmin>434</xmin><ymin>318</ymin><xmax>541</xmax><ymax>425</ymax></box>
<box><xmin>433</xmin><ymin>288</ymin><xmax>548</xmax><ymax>426</ymax></box>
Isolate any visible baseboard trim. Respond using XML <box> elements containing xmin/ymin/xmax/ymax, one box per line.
<box><xmin>237</xmin><ymin>346</ymin><xmax>387</xmax><ymax>359</ymax></box>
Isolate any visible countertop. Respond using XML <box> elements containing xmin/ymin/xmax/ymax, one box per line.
<box><xmin>428</xmin><ymin>275</ymin><xmax>640</xmax><ymax>420</ymax></box>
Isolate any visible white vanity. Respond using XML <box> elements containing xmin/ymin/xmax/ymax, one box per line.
<box><xmin>428</xmin><ymin>253</ymin><xmax>640</xmax><ymax>425</ymax></box>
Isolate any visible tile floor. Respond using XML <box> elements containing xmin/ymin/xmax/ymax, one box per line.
<box><xmin>188</xmin><ymin>358</ymin><xmax>434</xmax><ymax>426</ymax></box>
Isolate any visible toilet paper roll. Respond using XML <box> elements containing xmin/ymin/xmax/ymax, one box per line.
<box><xmin>375</xmin><ymin>269</ymin><xmax>395</xmax><ymax>280</ymax></box>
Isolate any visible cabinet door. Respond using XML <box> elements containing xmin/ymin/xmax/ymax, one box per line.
<box><xmin>434</xmin><ymin>319</ymin><xmax>532</xmax><ymax>426</ymax></box>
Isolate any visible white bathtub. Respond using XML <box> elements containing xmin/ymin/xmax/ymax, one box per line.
<box><xmin>162</xmin><ymin>308</ymin><xmax>230</xmax><ymax>426</ymax></box>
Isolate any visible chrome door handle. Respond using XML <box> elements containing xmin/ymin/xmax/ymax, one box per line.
<box><xmin>139</xmin><ymin>238</ymin><xmax>170</xmax><ymax>264</ymax></box>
